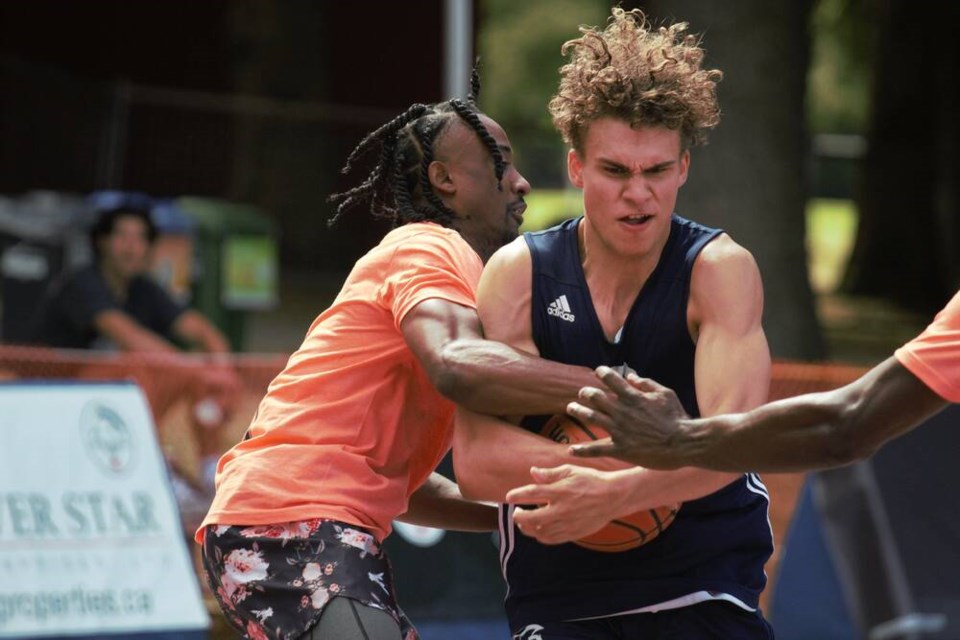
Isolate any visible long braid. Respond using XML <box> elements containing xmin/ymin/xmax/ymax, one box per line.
<box><xmin>457</xmin><ymin>68</ymin><xmax>505</xmax><ymax>188</ymax></box>
<box><xmin>330</xmin><ymin>139</ymin><xmax>395</xmax><ymax>218</ymax></box>
<box><xmin>394</xmin><ymin>128</ymin><xmax>439</xmax><ymax>225</ymax></box>
<box><xmin>414</xmin><ymin>118</ymin><xmax>458</xmax><ymax>226</ymax></box>
<box><xmin>367</xmin><ymin>137</ymin><xmax>399</xmax><ymax>221</ymax></box>
<box><xmin>450</xmin><ymin>99</ymin><xmax>505</xmax><ymax>189</ymax></box>
<box><xmin>391</xmin><ymin>151</ymin><xmax>417</xmax><ymax>226</ymax></box>
<box><xmin>466</xmin><ymin>62</ymin><xmax>481</xmax><ymax>107</ymax></box>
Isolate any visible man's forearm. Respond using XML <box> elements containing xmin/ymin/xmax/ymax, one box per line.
<box><xmin>398</xmin><ymin>472</ymin><xmax>498</xmax><ymax>532</ymax></box>
<box><xmin>679</xmin><ymin>359</ymin><xmax>949</xmax><ymax>472</ymax></box>
<box><xmin>438</xmin><ymin>338</ymin><xmax>596</xmax><ymax>416</ymax></box>
<box><xmin>678</xmin><ymin>395</ymin><xmax>853</xmax><ymax>472</ymax></box>
<box><xmin>570</xmin><ymin>358</ymin><xmax>948</xmax><ymax>473</ymax></box>
<box><xmin>453</xmin><ymin>409</ymin><xmax>631</xmax><ymax>503</ymax></box>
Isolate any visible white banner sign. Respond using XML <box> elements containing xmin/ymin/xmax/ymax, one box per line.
<box><xmin>0</xmin><ymin>382</ymin><xmax>209</xmax><ymax>637</ymax></box>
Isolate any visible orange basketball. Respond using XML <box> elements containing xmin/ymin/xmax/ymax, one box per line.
<box><xmin>540</xmin><ymin>414</ymin><xmax>679</xmax><ymax>552</ymax></box>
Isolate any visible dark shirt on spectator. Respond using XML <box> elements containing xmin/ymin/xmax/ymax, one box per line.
<box><xmin>34</xmin><ymin>265</ymin><xmax>185</xmax><ymax>349</ymax></box>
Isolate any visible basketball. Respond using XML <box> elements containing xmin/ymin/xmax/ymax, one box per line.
<box><xmin>540</xmin><ymin>414</ymin><xmax>679</xmax><ymax>552</ymax></box>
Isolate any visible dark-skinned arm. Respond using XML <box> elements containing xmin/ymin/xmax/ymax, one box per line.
<box><xmin>569</xmin><ymin>357</ymin><xmax>948</xmax><ymax>472</ymax></box>
<box><xmin>396</xmin><ymin>472</ymin><xmax>498</xmax><ymax>532</ymax></box>
<box><xmin>400</xmin><ymin>297</ymin><xmax>596</xmax><ymax>417</ymax></box>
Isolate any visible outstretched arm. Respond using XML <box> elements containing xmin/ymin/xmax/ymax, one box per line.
<box><xmin>570</xmin><ymin>357</ymin><xmax>948</xmax><ymax>472</ymax></box>
<box><xmin>400</xmin><ymin>235</ymin><xmax>595</xmax><ymax>416</ymax></box>
<box><xmin>401</xmin><ymin>298</ymin><xmax>595</xmax><ymax>416</ymax></box>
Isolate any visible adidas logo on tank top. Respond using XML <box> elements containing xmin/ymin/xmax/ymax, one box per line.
<box><xmin>547</xmin><ymin>294</ymin><xmax>575</xmax><ymax>322</ymax></box>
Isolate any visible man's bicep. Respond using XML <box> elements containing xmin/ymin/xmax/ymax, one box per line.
<box><xmin>691</xmin><ymin>239</ymin><xmax>771</xmax><ymax>416</ymax></box>
<box><xmin>475</xmin><ymin>238</ymin><xmax>537</xmax><ymax>354</ymax></box>
<box><xmin>400</xmin><ymin>298</ymin><xmax>484</xmax><ymax>370</ymax></box>
<box><xmin>695</xmin><ymin>324</ymin><xmax>770</xmax><ymax>416</ymax></box>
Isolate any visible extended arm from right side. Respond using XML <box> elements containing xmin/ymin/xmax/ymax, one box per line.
<box><xmin>570</xmin><ymin>357</ymin><xmax>948</xmax><ymax>472</ymax></box>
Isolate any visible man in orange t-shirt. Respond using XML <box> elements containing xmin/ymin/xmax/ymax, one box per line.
<box><xmin>197</xmin><ymin>86</ymin><xmax>597</xmax><ymax>640</ymax></box>
<box><xmin>564</xmin><ymin>290</ymin><xmax>958</xmax><ymax>473</ymax></box>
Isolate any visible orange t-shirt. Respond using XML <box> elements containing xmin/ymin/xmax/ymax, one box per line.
<box><xmin>198</xmin><ymin>223</ymin><xmax>482</xmax><ymax>543</ymax></box>
<box><xmin>894</xmin><ymin>290</ymin><xmax>960</xmax><ymax>402</ymax></box>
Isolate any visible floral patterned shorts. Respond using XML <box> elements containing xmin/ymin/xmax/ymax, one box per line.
<box><xmin>201</xmin><ymin>519</ymin><xmax>418</xmax><ymax>640</ymax></box>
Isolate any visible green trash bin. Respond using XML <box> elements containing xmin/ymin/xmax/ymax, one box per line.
<box><xmin>176</xmin><ymin>196</ymin><xmax>279</xmax><ymax>351</ymax></box>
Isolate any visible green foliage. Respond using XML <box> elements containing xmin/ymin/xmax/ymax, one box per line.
<box><xmin>808</xmin><ymin>0</ymin><xmax>876</xmax><ymax>133</ymax></box>
<box><xmin>479</xmin><ymin>0</ymin><xmax>876</xmax><ymax>136</ymax></box>
<box><xmin>522</xmin><ymin>189</ymin><xmax>584</xmax><ymax>231</ymax></box>
<box><xmin>806</xmin><ymin>197</ymin><xmax>858</xmax><ymax>292</ymax></box>
<box><xmin>477</xmin><ymin>0</ymin><xmax>609</xmax><ymax>187</ymax></box>
<box><xmin>478</xmin><ymin>0</ymin><xmax>608</xmax><ymax>133</ymax></box>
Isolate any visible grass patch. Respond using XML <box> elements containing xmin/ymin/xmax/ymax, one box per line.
<box><xmin>807</xmin><ymin>198</ymin><xmax>857</xmax><ymax>293</ymax></box>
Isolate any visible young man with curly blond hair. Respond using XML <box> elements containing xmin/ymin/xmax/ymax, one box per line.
<box><xmin>454</xmin><ymin>9</ymin><xmax>775</xmax><ymax>638</ymax></box>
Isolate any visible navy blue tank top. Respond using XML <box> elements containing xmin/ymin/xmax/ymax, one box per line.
<box><xmin>500</xmin><ymin>215</ymin><xmax>773</xmax><ymax>626</ymax></box>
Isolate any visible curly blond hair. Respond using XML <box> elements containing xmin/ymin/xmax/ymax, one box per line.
<box><xmin>549</xmin><ymin>8</ymin><xmax>722</xmax><ymax>151</ymax></box>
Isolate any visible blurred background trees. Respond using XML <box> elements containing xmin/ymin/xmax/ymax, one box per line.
<box><xmin>1</xmin><ymin>0</ymin><xmax>955</xmax><ymax>359</ymax></box>
<box><xmin>841</xmin><ymin>0</ymin><xmax>960</xmax><ymax>315</ymax></box>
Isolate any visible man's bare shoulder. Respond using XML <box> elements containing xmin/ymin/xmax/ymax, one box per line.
<box><xmin>485</xmin><ymin>235</ymin><xmax>532</xmax><ymax>275</ymax></box>
<box><xmin>689</xmin><ymin>233</ymin><xmax>764</xmax><ymax>326</ymax></box>
<box><xmin>698</xmin><ymin>233</ymin><xmax>755</xmax><ymax>266</ymax></box>
<box><xmin>694</xmin><ymin>234</ymin><xmax>760</xmax><ymax>286</ymax></box>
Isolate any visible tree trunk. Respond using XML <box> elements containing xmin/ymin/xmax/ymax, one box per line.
<box><xmin>639</xmin><ymin>0</ymin><xmax>823</xmax><ymax>359</ymax></box>
<box><xmin>843</xmin><ymin>0</ymin><xmax>960</xmax><ymax>313</ymax></box>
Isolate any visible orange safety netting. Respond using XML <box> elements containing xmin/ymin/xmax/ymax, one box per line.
<box><xmin>768</xmin><ymin>360</ymin><xmax>870</xmax><ymax>399</ymax></box>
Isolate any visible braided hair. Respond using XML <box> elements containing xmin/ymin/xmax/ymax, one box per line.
<box><xmin>328</xmin><ymin>72</ymin><xmax>506</xmax><ymax>228</ymax></box>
